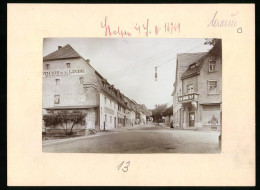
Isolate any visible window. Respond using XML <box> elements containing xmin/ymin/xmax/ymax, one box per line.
<box><xmin>46</xmin><ymin>64</ymin><xmax>50</xmax><ymax>70</ymax></box>
<box><xmin>209</xmin><ymin>60</ymin><xmax>216</xmax><ymax>72</ymax></box>
<box><xmin>54</xmin><ymin>95</ymin><xmax>60</xmax><ymax>104</ymax></box>
<box><xmin>66</xmin><ymin>63</ymin><xmax>70</xmax><ymax>68</ymax></box>
<box><xmin>187</xmin><ymin>84</ymin><xmax>194</xmax><ymax>94</ymax></box>
<box><xmin>55</xmin><ymin>79</ymin><xmax>60</xmax><ymax>85</ymax></box>
<box><xmin>110</xmin><ymin>116</ymin><xmax>112</xmax><ymax>123</ymax></box>
<box><xmin>80</xmin><ymin>95</ymin><xmax>85</xmax><ymax>102</ymax></box>
<box><xmin>79</xmin><ymin>77</ymin><xmax>84</xmax><ymax>84</ymax></box>
<box><xmin>208</xmin><ymin>81</ymin><xmax>218</xmax><ymax>94</ymax></box>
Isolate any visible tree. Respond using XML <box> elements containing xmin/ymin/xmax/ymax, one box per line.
<box><xmin>204</xmin><ymin>38</ymin><xmax>222</xmax><ymax>60</ymax></box>
<box><xmin>69</xmin><ymin>110</ymin><xmax>87</xmax><ymax>134</ymax></box>
<box><xmin>151</xmin><ymin>104</ymin><xmax>167</xmax><ymax>122</ymax></box>
<box><xmin>43</xmin><ymin>110</ymin><xmax>87</xmax><ymax>135</ymax></box>
<box><xmin>163</xmin><ymin>105</ymin><xmax>173</xmax><ymax>117</ymax></box>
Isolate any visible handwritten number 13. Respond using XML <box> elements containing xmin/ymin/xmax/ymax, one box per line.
<box><xmin>117</xmin><ymin>161</ymin><xmax>130</xmax><ymax>172</ymax></box>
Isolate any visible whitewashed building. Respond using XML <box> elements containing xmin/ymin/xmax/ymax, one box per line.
<box><xmin>43</xmin><ymin>44</ymin><xmax>149</xmax><ymax>132</ymax></box>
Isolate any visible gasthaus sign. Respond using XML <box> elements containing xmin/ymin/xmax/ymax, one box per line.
<box><xmin>43</xmin><ymin>69</ymin><xmax>85</xmax><ymax>77</ymax></box>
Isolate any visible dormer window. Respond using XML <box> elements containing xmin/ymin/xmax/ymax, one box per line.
<box><xmin>190</xmin><ymin>63</ymin><xmax>197</xmax><ymax>69</ymax></box>
<box><xmin>66</xmin><ymin>63</ymin><xmax>70</xmax><ymax>68</ymax></box>
<box><xmin>209</xmin><ymin>60</ymin><xmax>216</xmax><ymax>72</ymax></box>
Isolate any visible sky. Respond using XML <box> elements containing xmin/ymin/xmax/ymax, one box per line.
<box><xmin>43</xmin><ymin>38</ymin><xmax>212</xmax><ymax>109</ymax></box>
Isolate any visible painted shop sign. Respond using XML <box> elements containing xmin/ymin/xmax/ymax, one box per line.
<box><xmin>43</xmin><ymin>69</ymin><xmax>85</xmax><ymax>77</ymax></box>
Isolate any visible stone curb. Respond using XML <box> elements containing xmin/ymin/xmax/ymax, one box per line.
<box><xmin>42</xmin><ymin>131</ymin><xmax>119</xmax><ymax>146</ymax></box>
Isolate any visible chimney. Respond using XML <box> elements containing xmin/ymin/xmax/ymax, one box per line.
<box><xmin>86</xmin><ymin>59</ymin><xmax>90</xmax><ymax>64</ymax></box>
<box><xmin>58</xmin><ymin>46</ymin><xmax>62</xmax><ymax>49</ymax></box>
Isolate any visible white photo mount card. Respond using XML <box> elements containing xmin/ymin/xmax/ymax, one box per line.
<box><xmin>7</xmin><ymin>4</ymin><xmax>255</xmax><ymax>186</ymax></box>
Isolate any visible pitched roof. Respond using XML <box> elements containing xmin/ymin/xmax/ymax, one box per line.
<box><xmin>177</xmin><ymin>52</ymin><xmax>207</xmax><ymax>68</ymax></box>
<box><xmin>181</xmin><ymin>53</ymin><xmax>208</xmax><ymax>79</ymax></box>
<box><xmin>174</xmin><ymin>52</ymin><xmax>207</xmax><ymax>84</ymax></box>
<box><xmin>43</xmin><ymin>44</ymin><xmax>81</xmax><ymax>61</ymax></box>
<box><xmin>181</xmin><ymin>63</ymin><xmax>201</xmax><ymax>79</ymax></box>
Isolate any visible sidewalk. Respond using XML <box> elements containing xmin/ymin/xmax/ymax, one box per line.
<box><xmin>42</xmin><ymin>130</ymin><xmax>119</xmax><ymax>146</ymax></box>
<box><xmin>110</xmin><ymin>124</ymin><xmax>147</xmax><ymax>132</ymax></box>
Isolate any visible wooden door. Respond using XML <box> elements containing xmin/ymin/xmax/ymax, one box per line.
<box><xmin>189</xmin><ymin>112</ymin><xmax>195</xmax><ymax>127</ymax></box>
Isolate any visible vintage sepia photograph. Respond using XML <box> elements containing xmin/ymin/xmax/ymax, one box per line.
<box><xmin>42</xmin><ymin>38</ymin><xmax>222</xmax><ymax>153</ymax></box>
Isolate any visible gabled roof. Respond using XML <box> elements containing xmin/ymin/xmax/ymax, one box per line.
<box><xmin>177</xmin><ymin>52</ymin><xmax>207</xmax><ymax>68</ymax></box>
<box><xmin>172</xmin><ymin>52</ymin><xmax>207</xmax><ymax>96</ymax></box>
<box><xmin>43</xmin><ymin>44</ymin><xmax>81</xmax><ymax>61</ymax></box>
<box><xmin>181</xmin><ymin>53</ymin><xmax>209</xmax><ymax>79</ymax></box>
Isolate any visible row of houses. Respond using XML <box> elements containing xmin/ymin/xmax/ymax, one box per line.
<box><xmin>171</xmin><ymin>52</ymin><xmax>222</xmax><ymax>130</ymax></box>
<box><xmin>42</xmin><ymin>44</ymin><xmax>152</xmax><ymax>132</ymax></box>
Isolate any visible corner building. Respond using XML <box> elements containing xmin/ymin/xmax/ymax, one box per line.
<box><xmin>43</xmin><ymin>44</ymin><xmax>144</xmax><ymax>131</ymax></box>
<box><xmin>172</xmin><ymin>52</ymin><xmax>222</xmax><ymax>130</ymax></box>
<box><xmin>43</xmin><ymin>45</ymin><xmax>100</xmax><ymax>131</ymax></box>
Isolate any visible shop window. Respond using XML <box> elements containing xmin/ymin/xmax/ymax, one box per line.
<box><xmin>79</xmin><ymin>77</ymin><xmax>84</xmax><ymax>84</ymax></box>
<box><xmin>208</xmin><ymin>81</ymin><xmax>218</xmax><ymax>94</ymax></box>
<box><xmin>66</xmin><ymin>63</ymin><xmax>70</xmax><ymax>68</ymax></box>
<box><xmin>209</xmin><ymin>60</ymin><xmax>216</xmax><ymax>72</ymax></box>
<box><xmin>187</xmin><ymin>84</ymin><xmax>194</xmax><ymax>94</ymax></box>
<box><xmin>46</xmin><ymin>64</ymin><xmax>50</xmax><ymax>70</ymax></box>
<box><xmin>54</xmin><ymin>95</ymin><xmax>60</xmax><ymax>104</ymax></box>
<box><xmin>55</xmin><ymin>79</ymin><xmax>60</xmax><ymax>85</ymax></box>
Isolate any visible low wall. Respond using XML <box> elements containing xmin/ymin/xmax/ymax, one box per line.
<box><xmin>45</xmin><ymin>128</ymin><xmax>87</xmax><ymax>136</ymax></box>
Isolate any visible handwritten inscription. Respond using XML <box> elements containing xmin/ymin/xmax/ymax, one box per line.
<box><xmin>117</xmin><ymin>161</ymin><xmax>130</xmax><ymax>172</ymax></box>
<box><xmin>101</xmin><ymin>16</ymin><xmax>180</xmax><ymax>37</ymax></box>
<box><xmin>208</xmin><ymin>11</ymin><xmax>238</xmax><ymax>27</ymax></box>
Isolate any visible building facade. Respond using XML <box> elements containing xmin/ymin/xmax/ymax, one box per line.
<box><xmin>172</xmin><ymin>52</ymin><xmax>222</xmax><ymax>130</ymax></box>
<box><xmin>43</xmin><ymin>44</ymin><xmax>149</xmax><ymax>132</ymax></box>
<box><xmin>43</xmin><ymin>45</ymin><xmax>100</xmax><ymax>132</ymax></box>
<box><xmin>172</xmin><ymin>53</ymin><xmax>207</xmax><ymax>129</ymax></box>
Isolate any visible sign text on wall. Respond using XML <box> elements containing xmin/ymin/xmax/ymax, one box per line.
<box><xmin>43</xmin><ymin>69</ymin><xmax>85</xmax><ymax>77</ymax></box>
